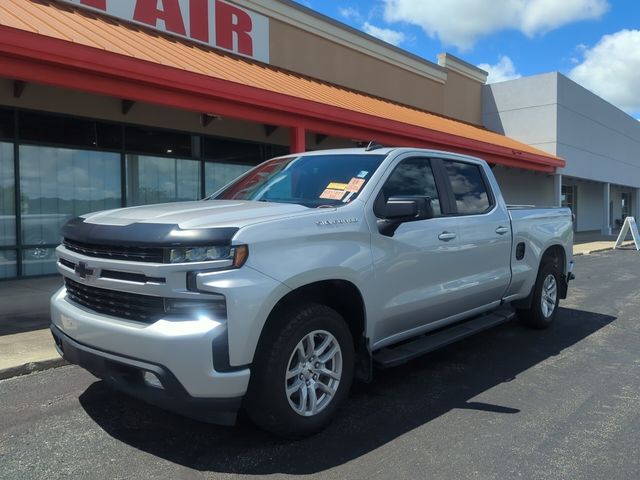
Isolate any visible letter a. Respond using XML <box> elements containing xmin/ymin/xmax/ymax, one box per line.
<box><xmin>134</xmin><ymin>0</ymin><xmax>187</xmax><ymax>36</ymax></box>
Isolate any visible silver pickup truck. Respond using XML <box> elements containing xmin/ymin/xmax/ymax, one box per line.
<box><xmin>50</xmin><ymin>147</ymin><xmax>573</xmax><ymax>438</ymax></box>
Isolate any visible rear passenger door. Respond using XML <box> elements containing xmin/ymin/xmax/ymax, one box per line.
<box><xmin>439</xmin><ymin>159</ymin><xmax>512</xmax><ymax>312</ymax></box>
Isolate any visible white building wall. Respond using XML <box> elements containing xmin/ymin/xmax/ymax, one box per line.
<box><xmin>483</xmin><ymin>72</ymin><xmax>640</xmax><ymax>233</ymax></box>
<box><xmin>556</xmin><ymin>74</ymin><xmax>640</xmax><ymax>187</ymax></box>
<box><xmin>492</xmin><ymin>166</ymin><xmax>555</xmax><ymax>206</ymax></box>
<box><xmin>482</xmin><ymin>73</ymin><xmax>558</xmax><ymax>156</ymax></box>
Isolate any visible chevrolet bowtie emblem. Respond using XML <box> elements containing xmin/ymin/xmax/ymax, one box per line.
<box><xmin>75</xmin><ymin>262</ymin><xmax>95</xmax><ymax>280</ymax></box>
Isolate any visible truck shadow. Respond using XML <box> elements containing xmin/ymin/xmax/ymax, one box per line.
<box><xmin>79</xmin><ymin>307</ymin><xmax>614</xmax><ymax>475</ymax></box>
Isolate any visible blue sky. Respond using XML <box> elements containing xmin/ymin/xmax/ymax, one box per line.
<box><xmin>296</xmin><ymin>0</ymin><xmax>640</xmax><ymax>118</ymax></box>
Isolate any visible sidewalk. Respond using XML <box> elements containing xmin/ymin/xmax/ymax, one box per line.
<box><xmin>573</xmin><ymin>230</ymin><xmax>637</xmax><ymax>256</ymax></box>
<box><xmin>0</xmin><ymin>276</ymin><xmax>66</xmax><ymax>380</ymax></box>
<box><xmin>1</xmin><ymin>235</ymin><xmax>639</xmax><ymax>380</ymax></box>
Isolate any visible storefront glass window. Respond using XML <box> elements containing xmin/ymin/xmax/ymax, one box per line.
<box><xmin>0</xmin><ymin>250</ymin><xmax>17</xmax><ymax>279</ymax></box>
<box><xmin>19</xmin><ymin>111</ymin><xmax>122</xmax><ymax>150</ymax></box>
<box><xmin>0</xmin><ymin>142</ymin><xmax>15</xmax><ymax>246</ymax></box>
<box><xmin>19</xmin><ymin>145</ymin><xmax>121</xmax><ymax>275</ymax></box>
<box><xmin>203</xmin><ymin>137</ymin><xmax>267</xmax><ymax>195</ymax></box>
<box><xmin>622</xmin><ymin>192</ymin><xmax>631</xmax><ymax>218</ymax></box>
<box><xmin>203</xmin><ymin>137</ymin><xmax>261</xmax><ymax>163</ymax></box>
<box><xmin>205</xmin><ymin>162</ymin><xmax>254</xmax><ymax>195</ymax></box>
<box><xmin>125</xmin><ymin>126</ymin><xmax>193</xmax><ymax>157</ymax></box>
<box><xmin>127</xmin><ymin>155</ymin><xmax>200</xmax><ymax>206</ymax></box>
<box><xmin>0</xmin><ymin>109</ymin><xmax>14</xmax><ymax>140</ymax></box>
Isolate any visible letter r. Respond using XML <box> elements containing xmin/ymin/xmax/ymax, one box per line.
<box><xmin>215</xmin><ymin>0</ymin><xmax>254</xmax><ymax>57</ymax></box>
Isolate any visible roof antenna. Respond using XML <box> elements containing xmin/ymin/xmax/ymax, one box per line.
<box><xmin>365</xmin><ymin>140</ymin><xmax>384</xmax><ymax>151</ymax></box>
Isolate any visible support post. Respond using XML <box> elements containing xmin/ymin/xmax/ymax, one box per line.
<box><xmin>635</xmin><ymin>188</ymin><xmax>640</xmax><ymax>221</ymax></box>
<box><xmin>289</xmin><ymin>126</ymin><xmax>306</xmax><ymax>154</ymax></box>
<box><xmin>553</xmin><ymin>174</ymin><xmax>562</xmax><ymax>208</ymax></box>
<box><xmin>602</xmin><ymin>182</ymin><xmax>612</xmax><ymax>236</ymax></box>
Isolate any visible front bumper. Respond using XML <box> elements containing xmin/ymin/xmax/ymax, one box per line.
<box><xmin>51</xmin><ymin>285</ymin><xmax>251</xmax><ymax>403</ymax></box>
<box><xmin>51</xmin><ymin>324</ymin><xmax>242</xmax><ymax>425</ymax></box>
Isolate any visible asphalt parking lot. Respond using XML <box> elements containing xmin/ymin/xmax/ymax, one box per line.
<box><xmin>1</xmin><ymin>249</ymin><xmax>639</xmax><ymax>480</ymax></box>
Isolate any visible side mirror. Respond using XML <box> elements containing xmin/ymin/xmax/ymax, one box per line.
<box><xmin>381</xmin><ymin>196</ymin><xmax>433</xmax><ymax>221</ymax></box>
<box><xmin>376</xmin><ymin>195</ymin><xmax>434</xmax><ymax>236</ymax></box>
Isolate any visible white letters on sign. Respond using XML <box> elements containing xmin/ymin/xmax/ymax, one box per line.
<box><xmin>615</xmin><ymin>216</ymin><xmax>640</xmax><ymax>251</ymax></box>
<box><xmin>59</xmin><ymin>0</ymin><xmax>270</xmax><ymax>64</ymax></box>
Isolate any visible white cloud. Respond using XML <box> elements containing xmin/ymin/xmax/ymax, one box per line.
<box><xmin>339</xmin><ymin>6</ymin><xmax>362</xmax><ymax>22</ymax></box>
<box><xmin>362</xmin><ymin>22</ymin><xmax>407</xmax><ymax>46</ymax></box>
<box><xmin>569</xmin><ymin>29</ymin><xmax>640</xmax><ymax>115</ymax></box>
<box><xmin>477</xmin><ymin>55</ymin><xmax>522</xmax><ymax>83</ymax></box>
<box><xmin>382</xmin><ymin>0</ymin><xmax>609</xmax><ymax>50</ymax></box>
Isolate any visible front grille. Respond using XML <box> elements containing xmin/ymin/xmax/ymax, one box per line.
<box><xmin>64</xmin><ymin>278</ymin><xmax>165</xmax><ymax>323</ymax></box>
<box><xmin>63</xmin><ymin>238</ymin><xmax>164</xmax><ymax>263</ymax></box>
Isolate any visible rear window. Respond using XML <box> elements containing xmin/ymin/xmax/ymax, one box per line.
<box><xmin>443</xmin><ymin>161</ymin><xmax>492</xmax><ymax>215</ymax></box>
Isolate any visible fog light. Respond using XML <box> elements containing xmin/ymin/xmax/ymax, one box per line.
<box><xmin>143</xmin><ymin>371</ymin><xmax>164</xmax><ymax>389</ymax></box>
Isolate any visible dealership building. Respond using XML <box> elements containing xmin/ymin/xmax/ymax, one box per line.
<box><xmin>484</xmin><ymin>73</ymin><xmax>640</xmax><ymax>235</ymax></box>
<box><xmin>1</xmin><ymin>0</ymin><xmax>636</xmax><ymax>280</ymax></box>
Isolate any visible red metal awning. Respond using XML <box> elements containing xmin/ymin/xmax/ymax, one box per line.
<box><xmin>0</xmin><ymin>0</ymin><xmax>565</xmax><ymax>172</ymax></box>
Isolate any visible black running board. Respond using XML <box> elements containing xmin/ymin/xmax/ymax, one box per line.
<box><xmin>373</xmin><ymin>307</ymin><xmax>516</xmax><ymax>368</ymax></box>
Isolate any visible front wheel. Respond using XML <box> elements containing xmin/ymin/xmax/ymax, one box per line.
<box><xmin>245</xmin><ymin>303</ymin><xmax>354</xmax><ymax>439</ymax></box>
<box><xmin>518</xmin><ymin>260</ymin><xmax>561</xmax><ymax>329</ymax></box>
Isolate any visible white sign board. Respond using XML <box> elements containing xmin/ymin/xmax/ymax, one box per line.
<box><xmin>615</xmin><ymin>216</ymin><xmax>640</xmax><ymax>251</ymax></box>
<box><xmin>59</xmin><ymin>0</ymin><xmax>270</xmax><ymax>64</ymax></box>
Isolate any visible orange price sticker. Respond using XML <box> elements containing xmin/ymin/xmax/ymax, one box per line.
<box><xmin>346</xmin><ymin>177</ymin><xmax>365</xmax><ymax>193</ymax></box>
<box><xmin>320</xmin><ymin>189</ymin><xmax>346</xmax><ymax>200</ymax></box>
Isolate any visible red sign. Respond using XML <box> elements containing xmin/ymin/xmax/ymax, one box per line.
<box><xmin>60</xmin><ymin>0</ymin><xmax>270</xmax><ymax>63</ymax></box>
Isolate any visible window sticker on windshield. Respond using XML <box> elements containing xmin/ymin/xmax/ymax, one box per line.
<box><xmin>326</xmin><ymin>182</ymin><xmax>348</xmax><ymax>191</ymax></box>
<box><xmin>320</xmin><ymin>189</ymin><xmax>347</xmax><ymax>200</ymax></box>
<box><xmin>346</xmin><ymin>178</ymin><xmax>365</xmax><ymax>193</ymax></box>
<box><xmin>357</xmin><ymin>171</ymin><xmax>369</xmax><ymax>178</ymax></box>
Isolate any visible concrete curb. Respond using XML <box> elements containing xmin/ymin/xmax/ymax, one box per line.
<box><xmin>0</xmin><ymin>357</ymin><xmax>68</xmax><ymax>381</ymax></box>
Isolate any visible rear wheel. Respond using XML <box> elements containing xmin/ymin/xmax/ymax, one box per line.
<box><xmin>245</xmin><ymin>303</ymin><xmax>354</xmax><ymax>439</ymax></box>
<box><xmin>518</xmin><ymin>260</ymin><xmax>561</xmax><ymax>329</ymax></box>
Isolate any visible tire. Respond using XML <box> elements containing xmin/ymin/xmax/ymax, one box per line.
<box><xmin>245</xmin><ymin>303</ymin><xmax>354</xmax><ymax>439</ymax></box>
<box><xmin>517</xmin><ymin>259</ymin><xmax>561</xmax><ymax>329</ymax></box>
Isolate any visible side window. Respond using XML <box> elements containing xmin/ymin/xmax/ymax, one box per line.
<box><xmin>443</xmin><ymin>161</ymin><xmax>492</xmax><ymax>215</ymax></box>
<box><xmin>381</xmin><ymin>157</ymin><xmax>441</xmax><ymax>216</ymax></box>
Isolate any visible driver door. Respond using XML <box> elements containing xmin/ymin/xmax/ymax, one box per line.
<box><xmin>367</xmin><ymin>156</ymin><xmax>463</xmax><ymax>347</ymax></box>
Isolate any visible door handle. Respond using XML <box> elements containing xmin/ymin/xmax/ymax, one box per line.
<box><xmin>438</xmin><ymin>232</ymin><xmax>457</xmax><ymax>241</ymax></box>
<box><xmin>495</xmin><ymin>226</ymin><xmax>510</xmax><ymax>235</ymax></box>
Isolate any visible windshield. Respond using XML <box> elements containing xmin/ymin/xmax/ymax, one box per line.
<box><xmin>211</xmin><ymin>154</ymin><xmax>387</xmax><ymax>208</ymax></box>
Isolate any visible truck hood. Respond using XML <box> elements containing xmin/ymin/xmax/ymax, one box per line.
<box><xmin>82</xmin><ymin>200</ymin><xmax>318</xmax><ymax>229</ymax></box>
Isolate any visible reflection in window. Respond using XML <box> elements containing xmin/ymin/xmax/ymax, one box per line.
<box><xmin>127</xmin><ymin>155</ymin><xmax>200</xmax><ymax>206</ymax></box>
<box><xmin>382</xmin><ymin>158</ymin><xmax>441</xmax><ymax>215</ymax></box>
<box><xmin>19</xmin><ymin>145</ymin><xmax>122</xmax><ymax>246</ymax></box>
<box><xmin>0</xmin><ymin>250</ymin><xmax>16</xmax><ymax>279</ymax></box>
<box><xmin>444</xmin><ymin>161</ymin><xmax>491</xmax><ymax>215</ymax></box>
<box><xmin>205</xmin><ymin>162</ymin><xmax>254</xmax><ymax>196</ymax></box>
<box><xmin>22</xmin><ymin>248</ymin><xmax>58</xmax><ymax>276</ymax></box>
<box><xmin>0</xmin><ymin>142</ymin><xmax>15</xmax><ymax>246</ymax></box>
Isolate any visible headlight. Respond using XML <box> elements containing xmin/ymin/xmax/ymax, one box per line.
<box><xmin>168</xmin><ymin>245</ymin><xmax>248</xmax><ymax>267</ymax></box>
